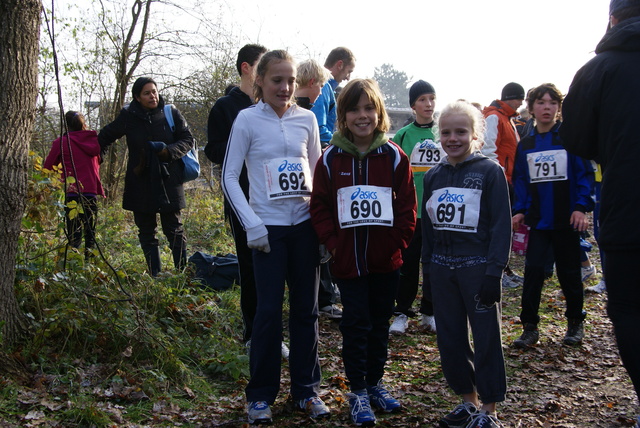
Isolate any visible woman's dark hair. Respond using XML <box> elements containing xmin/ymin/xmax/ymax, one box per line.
<box><xmin>65</xmin><ymin>111</ymin><xmax>87</xmax><ymax>132</ymax></box>
<box><xmin>131</xmin><ymin>76</ymin><xmax>157</xmax><ymax>99</ymax></box>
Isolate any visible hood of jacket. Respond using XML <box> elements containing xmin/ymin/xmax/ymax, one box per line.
<box><xmin>441</xmin><ymin>149</ymin><xmax>488</xmax><ymax>169</ymax></box>
<box><xmin>482</xmin><ymin>99</ymin><xmax>518</xmax><ymax>118</ymax></box>
<box><xmin>329</xmin><ymin>131</ymin><xmax>388</xmax><ymax>159</ymax></box>
<box><xmin>61</xmin><ymin>130</ymin><xmax>101</xmax><ymax>157</ymax></box>
<box><xmin>596</xmin><ymin>16</ymin><xmax>640</xmax><ymax>54</ymax></box>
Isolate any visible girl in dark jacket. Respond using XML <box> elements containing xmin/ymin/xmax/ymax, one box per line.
<box><xmin>98</xmin><ymin>77</ymin><xmax>194</xmax><ymax>276</ymax></box>
<box><xmin>310</xmin><ymin>79</ymin><xmax>416</xmax><ymax>426</ymax></box>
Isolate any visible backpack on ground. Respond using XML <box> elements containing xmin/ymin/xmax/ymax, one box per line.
<box><xmin>188</xmin><ymin>251</ymin><xmax>240</xmax><ymax>291</ymax></box>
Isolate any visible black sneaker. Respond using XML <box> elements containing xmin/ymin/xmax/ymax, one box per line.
<box><xmin>513</xmin><ymin>324</ymin><xmax>539</xmax><ymax>349</ymax></box>
<box><xmin>439</xmin><ymin>402</ymin><xmax>478</xmax><ymax>427</ymax></box>
<box><xmin>563</xmin><ymin>319</ymin><xmax>584</xmax><ymax>346</ymax></box>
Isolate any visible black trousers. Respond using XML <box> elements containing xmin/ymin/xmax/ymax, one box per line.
<box><xmin>65</xmin><ymin>194</ymin><xmax>98</xmax><ymax>253</ymax></box>
<box><xmin>520</xmin><ymin>228</ymin><xmax>585</xmax><ymax>325</ymax></box>
<box><xmin>336</xmin><ymin>270</ymin><xmax>399</xmax><ymax>391</ymax></box>
<box><xmin>396</xmin><ymin>221</ymin><xmax>434</xmax><ymax>316</ymax></box>
<box><xmin>133</xmin><ymin>210</ymin><xmax>186</xmax><ymax>274</ymax></box>
<box><xmin>227</xmin><ymin>202</ymin><xmax>258</xmax><ymax>343</ymax></box>
<box><xmin>604</xmin><ymin>250</ymin><xmax>640</xmax><ymax>402</ymax></box>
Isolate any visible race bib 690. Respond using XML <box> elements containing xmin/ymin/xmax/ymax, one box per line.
<box><xmin>426</xmin><ymin>187</ymin><xmax>482</xmax><ymax>233</ymax></box>
<box><xmin>263</xmin><ymin>157</ymin><xmax>311</xmax><ymax>200</ymax></box>
<box><xmin>337</xmin><ymin>185</ymin><xmax>394</xmax><ymax>228</ymax></box>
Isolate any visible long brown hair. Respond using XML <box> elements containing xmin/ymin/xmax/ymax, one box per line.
<box><xmin>253</xmin><ymin>50</ymin><xmax>295</xmax><ymax>102</ymax></box>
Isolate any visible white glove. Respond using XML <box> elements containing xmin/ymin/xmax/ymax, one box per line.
<box><xmin>248</xmin><ymin>234</ymin><xmax>271</xmax><ymax>253</ymax></box>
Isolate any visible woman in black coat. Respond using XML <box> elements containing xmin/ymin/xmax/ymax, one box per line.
<box><xmin>99</xmin><ymin>77</ymin><xmax>194</xmax><ymax>276</ymax></box>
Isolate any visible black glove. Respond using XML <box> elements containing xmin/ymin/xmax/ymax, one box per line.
<box><xmin>479</xmin><ymin>275</ymin><xmax>501</xmax><ymax>307</ymax></box>
<box><xmin>422</xmin><ymin>264</ymin><xmax>432</xmax><ymax>302</ymax></box>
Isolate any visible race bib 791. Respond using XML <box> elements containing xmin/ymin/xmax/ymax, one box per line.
<box><xmin>526</xmin><ymin>149</ymin><xmax>568</xmax><ymax>183</ymax></box>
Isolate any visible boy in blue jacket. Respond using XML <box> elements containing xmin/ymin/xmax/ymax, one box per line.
<box><xmin>511</xmin><ymin>83</ymin><xmax>594</xmax><ymax>348</ymax></box>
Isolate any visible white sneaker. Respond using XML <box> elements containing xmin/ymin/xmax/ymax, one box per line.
<box><xmin>420</xmin><ymin>314</ymin><xmax>437</xmax><ymax>333</ymax></box>
<box><xmin>586</xmin><ymin>280</ymin><xmax>606</xmax><ymax>294</ymax></box>
<box><xmin>389</xmin><ymin>314</ymin><xmax>408</xmax><ymax>335</ymax></box>
<box><xmin>281</xmin><ymin>342</ymin><xmax>290</xmax><ymax>360</ymax></box>
<box><xmin>581</xmin><ymin>265</ymin><xmax>596</xmax><ymax>282</ymax></box>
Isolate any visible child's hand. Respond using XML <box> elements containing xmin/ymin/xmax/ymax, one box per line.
<box><xmin>512</xmin><ymin>213</ymin><xmax>525</xmax><ymax>231</ymax></box>
<box><xmin>570</xmin><ymin>211</ymin><xmax>588</xmax><ymax>232</ymax></box>
<box><xmin>479</xmin><ymin>275</ymin><xmax>501</xmax><ymax>306</ymax></box>
<box><xmin>248</xmin><ymin>234</ymin><xmax>271</xmax><ymax>253</ymax></box>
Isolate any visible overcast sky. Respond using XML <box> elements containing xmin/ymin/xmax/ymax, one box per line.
<box><xmin>224</xmin><ymin>0</ymin><xmax>610</xmax><ymax>110</ymax></box>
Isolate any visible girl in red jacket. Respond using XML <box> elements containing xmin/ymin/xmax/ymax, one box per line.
<box><xmin>44</xmin><ymin>111</ymin><xmax>104</xmax><ymax>258</ymax></box>
<box><xmin>310</xmin><ymin>79</ymin><xmax>416</xmax><ymax>426</ymax></box>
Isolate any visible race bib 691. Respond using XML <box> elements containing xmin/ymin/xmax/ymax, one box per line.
<box><xmin>426</xmin><ymin>187</ymin><xmax>482</xmax><ymax>233</ymax></box>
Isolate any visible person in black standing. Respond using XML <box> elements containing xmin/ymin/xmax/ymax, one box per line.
<box><xmin>205</xmin><ymin>44</ymin><xmax>267</xmax><ymax>345</ymax></box>
<box><xmin>99</xmin><ymin>77</ymin><xmax>194</xmax><ymax>277</ymax></box>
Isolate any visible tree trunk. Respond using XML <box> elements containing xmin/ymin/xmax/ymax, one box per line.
<box><xmin>0</xmin><ymin>0</ymin><xmax>41</xmax><ymax>346</ymax></box>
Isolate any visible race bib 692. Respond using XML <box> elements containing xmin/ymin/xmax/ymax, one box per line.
<box><xmin>263</xmin><ymin>157</ymin><xmax>311</xmax><ymax>200</ymax></box>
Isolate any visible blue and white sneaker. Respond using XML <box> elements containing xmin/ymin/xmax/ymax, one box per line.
<box><xmin>439</xmin><ymin>402</ymin><xmax>478</xmax><ymax>427</ymax></box>
<box><xmin>367</xmin><ymin>381</ymin><xmax>401</xmax><ymax>413</ymax></box>
<box><xmin>465</xmin><ymin>411</ymin><xmax>503</xmax><ymax>427</ymax></box>
<box><xmin>298</xmin><ymin>396</ymin><xmax>330</xmax><ymax>419</ymax></box>
<box><xmin>247</xmin><ymin>401</ymin><xmax>272</xmax><ymax>425</ymax></box>
<box><xmin>347</xmin><ymin>390</ymin><xmax>376</xmax><ymax>426</ymax></box>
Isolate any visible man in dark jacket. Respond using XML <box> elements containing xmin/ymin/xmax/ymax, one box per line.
<box><xmin>205</xmin><ymin>44</ymin><xmax>266</xmax><ymax>345</ymax></box>
<box><xmin>561</xmin><ymin>1</ymin><xmax>640</xmax><ymax>425</ymax></box>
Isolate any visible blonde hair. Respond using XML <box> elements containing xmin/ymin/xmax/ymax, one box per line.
<box><xmin>336</xmin><ymin>79</ymin><xmax>390</xmax><ymax>141</ymax></box>
<box><xmin>438</xmin><ymin>100</ymin><xmax>486</xmax><ymax>151</ymax></box>
<box><xmin>296</xmin><ymin>59</ymin><xmax>330</xmax><ymax>87</ymax></box>
<box><xmin>253</xmin><ymin>50</ymin><xmax>296</xmax><ymax>102</ymax></box>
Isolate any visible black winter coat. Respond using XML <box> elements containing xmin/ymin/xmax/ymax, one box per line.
<box><xmin>561</xmin><ymin>16</ymin><xmax>640</xmax><ymax>251</ymax></box>
<box><xmin>98</xmin><ymin>97</ymin><xmax>194</xmax><ymax>213</ymax></box>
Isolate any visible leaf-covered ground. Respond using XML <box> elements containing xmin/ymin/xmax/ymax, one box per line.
<box><xmin>8</xmin><ymin>257</ymin><xmax>640</xmax><ymax>428</ymax></box>
<box><xmin>176</xmin><ymin>254</ymin><xmax>639</xmax><ymax>427</ymax></box>
<box><xmin>6</xmin><ymin>178</ymin><xmax>639</xmax><ymax>427</ymax></box>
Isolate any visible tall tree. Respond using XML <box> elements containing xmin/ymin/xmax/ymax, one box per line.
<box><xmin>373</xmin><ymin>63</ymin><xmax>411</xmax><ymax>108</ymax></box>
<box><xmin>0</xmin><ymin>0</ymin><xmax>41</xmax><ymax>346</ymax></box>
